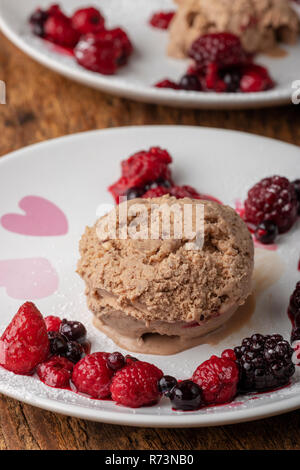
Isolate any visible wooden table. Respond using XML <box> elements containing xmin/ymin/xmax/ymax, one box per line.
<box><xmin>0</xmin><ymin>33</ymin><xmax>300</xmax><ymax>451</ymax></box>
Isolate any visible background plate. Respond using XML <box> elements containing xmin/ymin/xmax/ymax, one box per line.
<box><xmin>0</xmin><ymin>0</ymin><xmax>299</xmax><ymax>109</ymax></box>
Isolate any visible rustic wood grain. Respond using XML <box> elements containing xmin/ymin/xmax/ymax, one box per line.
<box><xmin>0</xmin><ymin>32</ymin><xmax>300</xmax><ymax>450</ymax></box>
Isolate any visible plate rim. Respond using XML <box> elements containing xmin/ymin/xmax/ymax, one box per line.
<box><xmin>0</xmin><ymin>0</ymin><xmax>295</xmax><ymax>110</ymax></box>
<box><xmin>0</xmin><ymin>125</ymin><xmax>299</xmax><ymax>427</ymax></box>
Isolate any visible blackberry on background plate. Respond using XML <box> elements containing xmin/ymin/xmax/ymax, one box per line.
<box><xmin>234</xmin><ymin>333</ymin><xmax>295</xmax><ymax>392</ymax></box>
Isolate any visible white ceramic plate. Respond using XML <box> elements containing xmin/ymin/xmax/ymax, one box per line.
<box><xmin>0</xmin><ymin>0</ymin><xmax>299</xmax><ymax>109</ymax></box>
<box><xmin>0</xmin><ymin>126</ymin><xmax>300</xmax><ymax>427</ymax></box>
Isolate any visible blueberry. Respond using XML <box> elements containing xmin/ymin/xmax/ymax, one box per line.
<box><xmin>158</xmin><ymin>375</ymin><xmax>178</xmax><ymax>397</ymax></box>
<box><xmin>255</xmin><ymin>221</ymin><xmax>278</xmax><ymax>245</ymax></box>
<box><xmin>48</xmin><ymin>331</ymin><xmax>68</xmax><ymax>356</ymax></box>
<box><xmin>63</xmin><ymin>341</ymin><xmax>84</xmax><ymax>364</ymax></box>
<box><xmin>60</xmin><ymin>319</ymin><xmax>87</xmax><ymax>343</ymax></box>
<box><xmin>125</xmin><ymin>187</ymin><xmax>145</xmax><ymax>200</ymax></box>
<box><xmin>179</xmin><ymin>74</ymin><xmax>201</xmax><ymax>91</ymax></box>
<box><xmin>220</xmin><ymin>68</ymin><xmax>241</xmax><ymax>92</ymax></box>
<box><xmin>107</xmin><ymin>352</ymin><xmax>125</xmax><ymax>371</ymax></box>
<box><xmin>169</xmin><ymin>380</ymin><xmax>203</xmax><ymax>411</ymax></box>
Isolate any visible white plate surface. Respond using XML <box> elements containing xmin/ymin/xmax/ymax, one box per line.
<box><xmin>0</xmin><ymin>126</ymin><xmax>299</xmax><ymax>427</ymax></box>
<box><xmin>0</xmin><ymin>0</ymin><xmax>300</xmax><ymax>109</ymax></box>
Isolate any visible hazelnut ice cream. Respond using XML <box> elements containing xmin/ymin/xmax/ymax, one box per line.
<box><xmin>78</xmin><ymin>196</ymin><xmax>254</xmax><ymax>355</ymax></box>
<box><xmin>168</xmin><ymin>0</ymin><xmax>299</xmax><ymax>58</ymax></box>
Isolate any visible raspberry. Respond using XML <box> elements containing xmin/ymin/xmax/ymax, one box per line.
<box><xmin>155</xmin><ymin>79</ymin><xmax>180</xmax><ymax>89</ymax></box>
<box><xmin>189</xmin><ymin>33</ymin><xmax>246</xmax><ymax>70</ymax></box>
<box><xmin>170</xmin><ymin>185</ymin><xmax>202</xmax><ymax>199</ymax></box>
<box><xmin>244</xmin><ymin>176</ymin><xmax>298</xmax><ymax>233</ymax></box>
<box><xmin>110</xmin><ymin>361</ymin><xmax>163</xmax><ymax>408</ymax></box>
<box><xmin>71</xmin><ymin>7</ymin><xmax>105</xmax><ymax>35</ymax></box>
<box><xmin>234</xmin><ymin>333</ymin><xmax>295</xmax><ymax>392</ymax></box>
<box><xmin>37</xmin><ymin>356</ymin><xmax>73</xmax><ymax>388</ymax></box>
<box><xmin>288</xmin><ymin>281</ymin><xmax>300</xmax><ymax>325</ymax></box>
<box><xmin>109</xmin><ymin>147</ymin><xmax>173</xmax><ymax>203</ymax></box>
<box><xmin>103</xmin><ymin>28</ymin><xmax>133</xmax><ymax>66</ymax></box>
<box><xmin>75</xmin><ymin>32</ymin><xmax>121</xmax><ymax>74</ymax></box>
<box><xmin>0</xmin><ymin>302</ymin><xmax>49</xmax><ymax>375</ymax></box>
<box><xmin>203</xmin><ymin>63</ymin><xmax>227</xmax><ymax>92</ymax></box>
<box><xmin>192</xmin><ymin>355</ymin><xmax>239</xmax><ymax>405</ymax></box>
<box><xmin>44</xmin><ymin>11</ymin><xmax>80</xmax><ymax>48</ymax></box>
<box><xmin>143</xmin><ymin>186</ymin><xmax>170</xmax><ymax>198</ymax></box>
<box><xmin>221</xmin><ymin>349</ymin><xmax>237</xmax><ymax>362</ymax></box>
<box><xmin>74</xmin><ymin>28</ymin><xmax>132</xmax><ymax>75</ymax></box>
<box><xmin>72</xmin><ymin>352</ymin><xmax>113</xmax><ymax>398</ymax></box>
<box><xmin>149</xmin><ymin>11</ymin><xmax>175</xmax><ymax>29</ymax></box>
<box><xmin>45</xmin><ymin>315</ymin><xmax>61</xmax><ymax>332</ymax></box>
<box><xmin>240</xmin><ymin>64</ymin><xmax>274</xmax><ymax>92</ymax></box>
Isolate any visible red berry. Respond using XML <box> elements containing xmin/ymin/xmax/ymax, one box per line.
<box><xmin>170</xmin><ymin>185</ymin><xmax>202</xmax><ymax>199</ymax></box>
<box><xmin>192</xmin><ymin>355</ymin><xmax>239</xmax><ymax>405</ymax></box>
<box><xmin>103</xmin><ymin>28</ymin><xmax>133</xmax><ymax>66</ymax></box>
<box><xmin>110</xmin><ymin>361</ymin><xmax>163</xmax><ymax>408</ymax></box>
<box><xmin>0</xmin><ymin>302</ymin><xmax>50</xmax><ymax>375</ymax></box>
<box><xmin>149</xmin><ymin>11</ymin><xmax>175</xmax><ymax>30</ymax></box>
<box><xmin>143</xmin><ymin>186</ymin><xmax>170</xmax><ymax>198</ymax></box>
<box><xmin>244</xmin><ymin>175</ymin><xmax>298</xmax><ymax>234</ymax></box>
<box><xmin>45</xmin><ymin>315</ymin><xmax>62</xmax><ymax>332</ymax></box>
<box><xmin>37</xmin><ymin>356</ymin><xmax>73</xmax><ymax>388</ymax></box>
<box><xmin>155</xmin><ymin>79</ymin><xmax>179</xmax><ymax>89</ymax></box>
<box><xmin>221</xmin><ymin>349</ymin><xmax>237</xmax><ymax>362</ymax></box>
<box><xmin>44</xmin><ymin>12</ymin><xmax>80</xmax><ymax>48</ymax></box>
<box><xmin>72</xmin><ymin>7</ymin><xmax>105</xmax><ymax>35</ymax></box>
<box><xmin>72</xmin><ymin>352</ymin><xmax>114</xmax><ymax>398</ymax></box>
<box><xmin>109</xmin><ymin>147</ymin><xmax>173</xmax><ymax>203</ymax></box>
<box><xmin>189</xmin><ymin>33</ymin><xmax>246</xmax><ymax>70</ymax></box>
<box><xmin>240</xmin><ymin>64</ymin><xmax>274</xmax><ymax>92</ymax></box>
<box><xmin>75</xmin><ymin>32</ymin><xmax>122</xmax><ymax>75</ymax></box>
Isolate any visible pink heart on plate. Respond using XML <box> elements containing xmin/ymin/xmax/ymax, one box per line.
<box><xmin>1</xmin><ymin>196</ymin><xmax>68</xmax><ymax>236</ymax></box>
<box><xmin>0</xmin><ymin>258</ymin><xmax>59</xmax><ymax>299</ymax></box>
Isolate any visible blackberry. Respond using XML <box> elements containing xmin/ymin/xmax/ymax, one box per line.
<box><xmin>60</xmin><ymin>319</ymin><xmax>87</xmax><ymax>344</ymax></box>
<box><xmin>291</xmin><ymin>327</ymin><xmax>300</xmax><ymax>343</ymax></box>
<box><xmin>292</xmin><ymin>179</ymin><xmax>300</xmax><ymax>214</ymax></box>
<box><xmin>254</xmin><ymin>221</ymin><xmax>278</xmax><ymax>245</ymax></box>
<box><xmin>244</xmin><ymin>176</ymin><xmax>298</xmax><ymax>234</ymax></box>
<box><xmin>158</xmin><ymin>375</ymin><xmax>178</xmax><ymax>397</ymax></box>
<box><xmin>169</xmin><ymin>380</ymin><xmax>203</xmax><ymax>411</ymax></box>
<box><xmin>288</xmin><ymin>281</ymin><xmax>300</xmax><ymax>325</ymax></box>
<box><xmin>234</xmin><ymin>333</ymin><xmax>295</xmax><ymax>392</ymax></box>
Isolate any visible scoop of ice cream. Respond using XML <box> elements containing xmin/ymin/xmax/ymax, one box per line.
<box><xmin>78</xmin><ymin>196</ymin><xmax>253</xmax><ymax>334</ymax></box>
<box><xmin>168</xmin><ymin>0</ymin><xmax>299</xmax><ymax>58</ymax></box>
